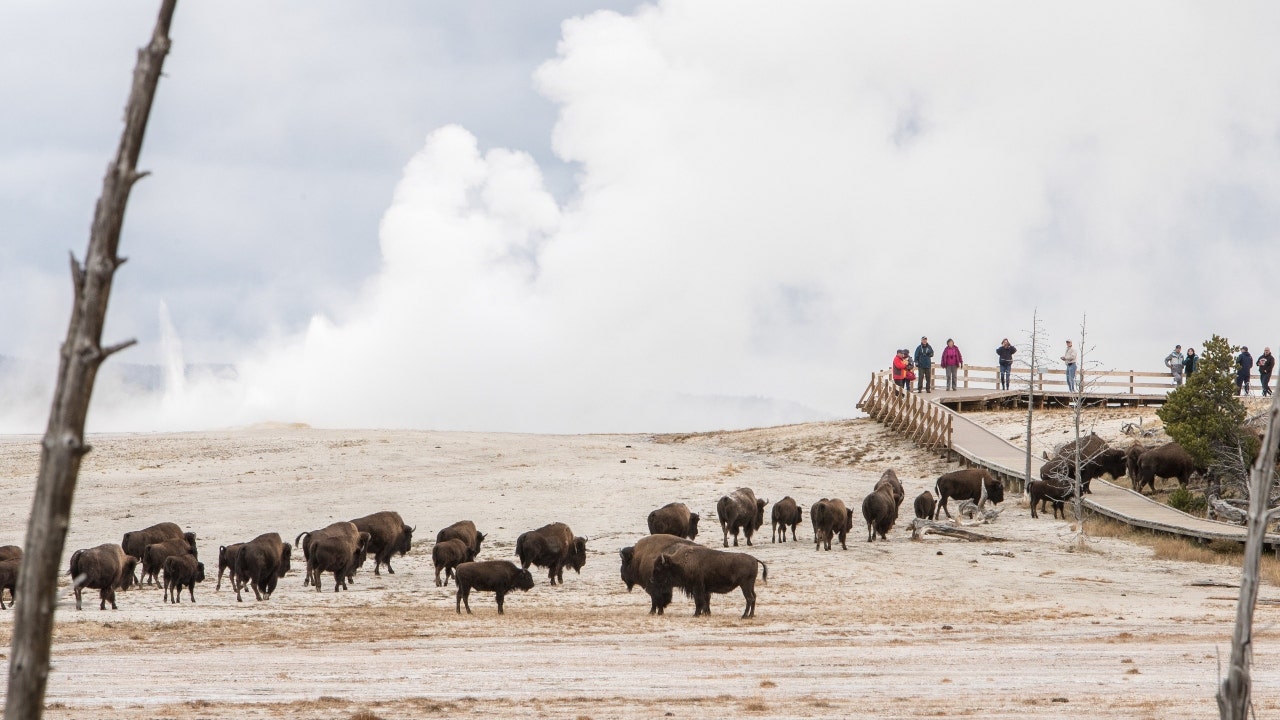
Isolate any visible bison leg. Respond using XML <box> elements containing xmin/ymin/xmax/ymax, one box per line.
<box><xmin>496</xmin><ymin>591</ymin><xmax>506</xmax><ymax>614</ymax></box>
<box><xmin>741</xmin><ymin>583</ymin><xmax>756</xmax><ymax>619</ymax></box>
<box><xmin>188</xmin><ymin>583</ymin><xmax>197</xmax><ymax>603</ymax></box>
<box><xmin>839</xmin><ymin>529</ymin><xmax>848</xmax><ymax>550</ymax></box>
<box><xmin>721</xmin><ymin>523</ymin><xmax>730</xmax><ymax>548</ymax></box>
<box><xmin>74</xmin><ymin>586</ymin><xmax>83</xmax><ymax>611</ymax></box>
<box><xmin>456</xmin><ymin>586</ymin><xmax>471</xmax><ymax>614</ymax></box>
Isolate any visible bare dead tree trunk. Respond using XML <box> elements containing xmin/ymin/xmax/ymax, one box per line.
<box><xmin>1023</xmin><ymin>309</ymin><xmax>1041</xmax><ymax>488</ymax></box>
<box><xmin>5</xmin><ymin>3</ymin><xmax>176</xmax><ymax>717</ymax></box>
<box><xmin>1218</xmin><ymin>393</ymin><xmax>1280</xmax><ymax>719</ymax></box>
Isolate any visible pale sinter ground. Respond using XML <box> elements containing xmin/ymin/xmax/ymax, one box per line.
<box><xmin>0</xmin><ymin>406</ymin><xmax>1275</xmax><ymax>719</ymax></box>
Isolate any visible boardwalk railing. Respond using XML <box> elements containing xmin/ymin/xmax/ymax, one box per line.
<box><xmin>930</xmin><ymin>365</ymin><xmax>1178</xmax><ymax>393</ymax></box>
<box><xmin>856</xmin><ymin>373</ymin><xmax>952</xmax><ymax>452</ymax></box>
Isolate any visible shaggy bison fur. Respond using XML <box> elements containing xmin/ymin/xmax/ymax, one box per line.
<box><xmin>68</xmin><ymin>543</ymin><xmax>138</xmax><ymax>611</ymax></box>
<box><xmin>1136</xmin><ymin>442</ymin><xmax>1200</xmax><ymax>494</ymax></box>
<box><xmin>646</xmin><ymin>502</ymin><xmax>700</xmax><ymax>541</ymax></box>
<box><xmin>874</xmin><ymin>469</ymin><xmax>905</xmax><ymax>509</ymax></box>
<box><xmin>810</xmin><ymin>498</ymin><xmax>853</xmax><ymax>551</ymax></box>
<box><xmin>717</xmin><ymin>487</ymin><xmax>767</xmax><ymax>547</ymax></box>
<box><xmin>770</xmin><ymin>496</ymin><xmax>802</xmax><ymax>543</ymax></box>
<box><xmin>351</xmin><ymin>510</ymin><xmax>415</xmax><ymax>576</ymax></box>
<box><xmin>296</xmin><ymin>522</ymin><xmax>370</xmax><ymax>593</ymax></box>
<box><xmin>649</xmin><ymin>544</ymin><xmax>767</xmax><ymax>619</ymax></box>
<box><xmin>234</xmin><ymin>533</ymin><xmax>291</xmax><ymax>602</ymax></box>
<box><xmin>619</xmin><ymin>534</ymin><xmax>697</xmax><ymax>614</ymax></box>
<box><xmin>913</xmin><ymin>490</ymin><xmax>936</xmax><ymax>520</ymax></box>
<box><xmin>862</xmin><ymin>484</ymin><xmax>898</xmax><ymax>542</ymax></box>
<box><xmin>516</xmin><ymin>522</ymin><xmax>587</xmax><ymax>585</ymax></box>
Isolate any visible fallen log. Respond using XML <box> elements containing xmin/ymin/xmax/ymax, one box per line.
<box><xmin>909</xmin><ymin>518</ymin><xmax>1006</xmax><ymax>542</ymax></box>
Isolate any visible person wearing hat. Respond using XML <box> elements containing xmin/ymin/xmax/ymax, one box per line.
<box><xmin>995</xmin><ymin>339</ymin><xmax>1016</xmax><ymax>390</ymax></box>
<box><xmin>913</xmin><ymin>336</ymin><xmax>935</xmax><ymax>393</ymax></box>
<box><xmin>1165</xmin><ymin>345</ymin><xmax>1185</xmax><ymax>387</ymax></box>
<box><xmin>1061</xmin><ymin>339</ymin><xmax>1078</xmax><ymax>393</ymax></box>
<box><xmin>891</xmin><ymin>348</ymin><xmax>912</xmax><ymax>396</ymax></box>
<box><xmin>1236</xmin><ymin>346</ymin><xmax>1254</xmax><ymax>396</ymax></box>
<box><xmin>1258</xmin><ymin>347</ymin><xmax>1274</xmax><ymax>397</ymax></box>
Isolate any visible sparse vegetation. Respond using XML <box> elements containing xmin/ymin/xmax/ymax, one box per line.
<box><xmin>1167</xmin><ymin>487</ymin><xmax>1207</xmax><ymax>516</ymax></box>
<box><xmin>1088</xmin><ymin>514</ymin><xmax>1280</xmax><ymax>585</ymax></box>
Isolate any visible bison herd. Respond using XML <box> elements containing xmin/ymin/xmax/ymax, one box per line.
<box><xmin>0</xmin><ymin>438</ymin><xmax>1199</xmax><ymax>618</ymax></box>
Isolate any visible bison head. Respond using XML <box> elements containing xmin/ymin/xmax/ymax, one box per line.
<box><xmin>394</xmin><ymin>525</ymin><xmax>415</xmax><ymax>556</ymax></box>
<box><xmin>515</xmin><ymin>569</ymin><xmax>535</xmax><ymax>591</ymax></box>
<box><xmin>194</xmin><ymin>562</ymin><xmax>207</xmax><ymax>583</ymax></box>
<box><xmin>619</xmin><ymin>547</ymin><xmax>636</xmax><ymax>590</ymax></box>
<box><xmin>474</xmin><ymin>531</ymin><xmax>487</xmax><ymax>553</ymax></box>
<box><xmin>354</xmin><ymin>532</ymin><xmax>372</xmax><ymax>569</ymax></box>
<box><xmin>985</xmin><ymin>477</ymin><xmax>1006</xmax><ymax>505</ymax></box>
<box><xmin>754</xmin><ymin>499</ymin><xmax>768</xmax><ymax>528</ymax></box>
<box><xmin>651</xmin><ymin>554</ymin><xmax>677</xmax><ymax>592</ymax></box>
<box><xmin>278</xmin><ymin>543</ymin><xmax>293</xmax><ymax>577</ymax></box>
<box><xmin>119</xmin><ymin>557</ymin><xmax>139</xmax><ymax>591</ymax></box>
<box><xmin>687</xmin><ymin>514</ymin><xmax>700</xmax><ymax>541</ymax></box>
<box><xmin>568</xmin><ymin>537</ymin><xmax>588</xmax><ymax>574</ymax></box>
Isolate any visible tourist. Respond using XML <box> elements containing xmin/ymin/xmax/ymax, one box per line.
<box><xmin>995</xmin><ymin>339</ymin><xmax>1016</xmax><ymax>390</ymax></box>
<box><xmin>1237</xmin><ymin>346</ymin><xmax>1254</xmax><ymax>396</ymax></box>
<box><xmin>1061</xmin><ymin>339</ymin><xmax>1078</xmax><ymax>393</ymax></box>
<box><xmin>913</xmin><ymin>337</ymin><xmax>935</xmax><ymax>393</ymax></box>
<box><xmin>1184</xmin><ymin>347</ymin><xmax>1199</xmax><ymax>378</ymax></box>
<box><xmin>1258</xmin><ymin>347</ymin><xmax>1275</xmax><ymax>397</ymax></box>
<box><xmin>892</xmin><ymin>349</ymin><xmax>912</xmax><ymax>396</ymax></box>
<box><xmin>1165</xmin><ymin>345</ymin><xmax>1184</xmax><ymax>387</ymax></box>
<box><xmin>940</xmin><ymin>339</ymin><xmax>963</xmax><ymax>391</ymax></box>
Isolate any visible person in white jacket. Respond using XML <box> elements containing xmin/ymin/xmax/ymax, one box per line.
<box><xmin>1061</xmin><ymin>340</ymin><xmax>1078</xmax><ymax>393</ymax></box>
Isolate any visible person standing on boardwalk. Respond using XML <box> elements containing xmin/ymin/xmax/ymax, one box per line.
<box><xmin>1061</xmin><ymin>339</ymin><xmax>1078</xmax><ymax>393</ymax></box>
<box><xmin>1237</xmin><ymin>346</ymin><xmax>1254</xmax><ymax>396</ymax></box>
<box><xmin>940</xmin><ymin>339</ymin><xmax>963</xmax><ymax>391</ymax></box>
<box><xmin>891</xmin><ymin>349</ymin><xmax>913</xmax><ymax>395</ymax></box>
<box><xmin>1184</xmin><ymin>347</ymin><xmax>1199</xmax><ymax>378</ymax></box>
<box><xmin>913</xmin><ymin>337</ymin><xmax>935</xmax><ymax>393</ymax></box>
<box><xmin>1258</xmin><ymin>347</ymin><xmax>1275</xmax><ymax>397</ymax></box>
<box><xmin>1165</xmin><ymin>345</ymin><xmax>1184</xmax><ymax>387</ymax></box>
<box><xmin>995</xmin><ymin>339</ymin><xmax>1016</xmax><ymax>390</ymax></box>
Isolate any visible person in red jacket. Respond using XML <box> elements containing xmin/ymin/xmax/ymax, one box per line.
<box><xmin>940</xmin><ymin>339</ymin><xmax>963</xmax><ymax>391</ymax></box>
<box><xmin>892</xmin><ymin>349</ymin><xmax>912</xmax><ymax>395</ymax></box>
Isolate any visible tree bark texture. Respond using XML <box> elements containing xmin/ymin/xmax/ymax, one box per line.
<box><xmin>5</xmin><ymin>3</ymin><xmax>175</xmax><ymax>718</ymax></box>
<box><xmin>1218</xmin><ymin>393</ymin><xmax>1280</xmax><ymax>719</ymax></box>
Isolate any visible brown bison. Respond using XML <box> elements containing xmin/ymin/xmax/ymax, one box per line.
<box><xmin>619</xmin><ymin>534</ymin><xmax>697</xmax><ymax>614</ymax></box>
<box><xmin>140</xmin><ymin>537</ymin><xmax>198</xmax><ymax>588</ymax></box>
<box><xmin>0</xmin><ymin>545</ymin><xmax>22</xmax><ymax>562</ymax></box>
<box><xmin>515</xmin><ymin>522</ymin><xmax>587</xmax><ymax>585</ymax></box>
<box><xmin>717</xmin><ymin>487</ymin><xmax>767</xmax><ymax>547</ymax></box>
<box><xmin>1136</xmin><ymin>442</ymin><xmax>1200</xmax><ymax>494</ymax></box>
<box><xmin>432</xmin><ymin>538</ymin><xmax>476</xmax><ymax>587</ymax></box>
<box><xmin>162</xmin><ymin>554</ymin><xmax>205</xmax><ymax>604</ymax></box>
<box><xmin>296</xmin><ymin>522</ymin><xmax>370</xmax><ymax>593</ymax></box>
<box><xmin>68</xmin><ymin>543</ymin><xmax>138</xmax><ymax>610</ymax></box>
<box><xmin>234</xmin><ymin>533</ymin><xmax>292</xmax><ymax>602</ymax></box>
<box><xmin>436</xmin><ymin>520</ymin><xmax>486</xmax><ymax>557</ymax></box>
<box><xmin>122</xmin><ymin>522</ymin><xmax>194</xmax><ymax>585</ymax></box>
<box><xmin>1126</xmin><ymin>442</ymin><xmax>1148</xmax><ymax>490</ymax></box>
<box><xmin>875</xmin><ymin>469</ymin><xmax>906</xmax><ymax>509</ymax></box>
<box><xmin>862</xmin><ymin>484</ymin><xmax>898</xmax><ymax>542</ymax></box>
<box><xmin>0</xmin><ymin>558</ymin><xmax>19</xmax><ymax>609</ymax></box>
<box><xmin>1027</xmin><ymin>476</ymin><xmax>1072</xmax><ymax>520</ymax></box>
<box><xmin>649</xmin><ymin>544</ymin><xmax>767</xmax><ymax>619</ymax></box>
<box><xmin>913</xmin><ymin>490</ymin><xmax>936</xmax><ymax>520</ymax></box>
<box><xmin>933</xmin><ymin>468</ymin><xmax>1004</xmax><ymax>519</ymax></box>
<box><xmin>215</xmin><ymin>542</ymin><xmax>246</xmax><ymax>592</ymax></box>
<box><xmin>771</xmin><ymin>496</ymin><xmax>802</xmax><ymax>543</ymax></box>
<box><xmin>646</xmin><ymin>502</ymin><xmax>700</xmax><ymax>541</ymax></box>
<box><xmin>351</xmin><ymin>510</ymin><xmax>415</xmax><ymax>576</ymax></box>
<box><xmin>454</xmin><ymin>560</ymin><xmax>535</xmax><ymax>614</ymax></box>
<box><xmin>810</xmin><ymin>498</ymin><xmax>853</xmax><ymax>551</ymax></box>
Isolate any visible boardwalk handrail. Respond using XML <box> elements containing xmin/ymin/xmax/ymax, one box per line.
<box><xmin>856</xmin><ymin>373</ymin><xmax>952</xmax><ymax>452</ymax></box>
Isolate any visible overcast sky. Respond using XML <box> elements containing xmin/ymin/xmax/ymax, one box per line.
<box><xmin>2</xmin><ymin>1</ymin><xmax>1278</xmax><ymax>434</ymax></box>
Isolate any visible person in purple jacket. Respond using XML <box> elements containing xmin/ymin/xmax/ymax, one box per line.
<box><xmin>940</xmin><ymin>339</ymin><xmax>963</xmax><ymax>391</ymax></box>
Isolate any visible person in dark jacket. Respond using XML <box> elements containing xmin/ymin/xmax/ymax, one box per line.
<box><xmin>1257</xmin><ymin>347</ymin><xmax>1275</xmax><ymax>397</ymax></box>
<box><xmin>1237</xmin><ymin>346</ymin><xmax>1254</xmax><ymax>396</ymax></box>
<box><xmin>1184</xmin><ymin>347</ymin><xmax>1199</xmax><ymax>378</ymax></box>
<box><xmin>995</xmin><ymin>339</ymin><xmax>1016</xmax><ymax>390</ymax></box>
<box><xmin>913</xmin><ymin>337</ymin><xmax>935</xmax><ymax>393</ymax></box>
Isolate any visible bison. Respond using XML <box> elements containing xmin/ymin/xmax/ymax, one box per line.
<box><xmin>436</xmin><ymin>520</ymin><xmax>486</xmax><ymax>557</ymax></box>
<box><xmin>1126</xmin><ymin>443</ymin><xmax>1148</xmax><ymax>490</ymax></box>
<box><xmin>162</xmin><ymin>554</ymin><xmax>206</xmax><ymax>604</ymax></box>
<box><xmin>68</xmin><ymin>543</ymin><xmax>138</xmax><ymax>610</ymax></box>
<box><xmin>296</xmin><ymin>522</ymin><xmax>370</xmax><ymax>593</ymax></box>
<box><xmin>515</xmin><ymin>522</ymin><xmax>587</xmax><ymax>585</ymax></box>
<box><xmin>913</xmin><ymin>490</ymin><xmax>936</xmax><ymax>520</ymax></box>
<box><xmin>432</xmin><ymin>538</ymin><xmax>476</xmax><ymax>587</ymax></box>
<box><xmin>716</xmin><ymin>487</ymin><xmax>767</xmax><ymax>547</ymax></box>
<box><xmin>454</xmin><ymin>560</ymin><xmax>535</xmax><ymax>615</ymax></box>
<box><xmin>1027</xmin><ymin>477</ymin><xmax>1072</xmax><ymax>520</ymax></box>
<box><xmin>0</xmin><ymin>545</ymin><xmax>22</xmax><ymax>562</ymax></box>
<box><xmin>140</xmin><ymin>537</ymin><xmax>197</xmax><ymax>588</ymax></box>
<box><xmin>875</xmin><ymin>469</ymin><xmax>906</xmax><ymax>509</ymax></box>
<box><xmin>933</xmin><ymin>468</ymin><xmax>1004</xmax><ymax>519</ymax></box>
<box><xmin>619</xmin><ymin>534</ymin><xmax>697</xmax><ymax>614</ymax></box>
<box><xmin>649</xmin><ymin>544</ymin><xmax>767</xmax><ymax>619</ymax></box>
<box><xmin>0</xmin><ymin>558</ymin><xmax>19</xmax><ymax>609</ymax></box>
<box><xmin>810</xmin><ymin>498</ymin><xmax>853</xmax><ymax>551</ymax></box>
<box><xmin>121</xmin><ymin>522</ymin><xmax>194</xmax><ymax>585</ymax></box>
<box><xmin>770</xmin><ymin>496</ymin><xmax>802</xmax><ymax>543</ymax></box>
<box><xmin>862</xmin><ymin>484</ymin><xmax>898</xmax><ymax>542</ymax></box>
<box><xmin>351</xmin><ymin>510</ymin><xmax>415</xmax><ymax>576</ymax></box>
<box><xmin>215</xmin><ymin>543</ymin><xmax>246</xmax><ymax>592</ymax></box>
<box><xmin>1136</xmin><ymin>442</ymin><xmax>1200</xmax><ymax>494</ymax></box>
<box><xmin>646</xmin><ymin>502</ymin><xmax>700</xmax><ymax>540</ymax></box>
<box><xmin>234</xmin><ymin>533</ymin><xmax>291</xmax><ymax>602</ymax></box>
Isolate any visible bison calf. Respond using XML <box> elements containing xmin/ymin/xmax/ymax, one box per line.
<box><xmin>454</xmin><ymin>560</ymin><xmax>535</xmax><ymax>614</ymax></box>
<box><xmin>913</xmin><ymin>491</ymin><xmax>936</xmax><ymax>520</ymax></box>
<box><xmin>771</xmin><ymin>496</ymin><xmax>802</xmax><ymax>543</ymax></box>
<box><xmin>433</xmin><ymin>538</ymin><xmax>475</xmax><ymax>587</ymax></box>
<box><xmin>162</xmin><ymin>554</ymin><xmax>206</xmax><ymax>604</ymax></box>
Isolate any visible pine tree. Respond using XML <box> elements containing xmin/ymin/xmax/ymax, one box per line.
<box><xmin>1157</xmin><ymin>335</ymin><xmax>1248</xmax><ymax>468</ymax></box>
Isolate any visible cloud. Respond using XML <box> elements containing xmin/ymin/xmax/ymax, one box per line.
<box><xmin>7</xmin><ymin>1</ymin><xmax>1280</xmax><ymax>433</ymax></box>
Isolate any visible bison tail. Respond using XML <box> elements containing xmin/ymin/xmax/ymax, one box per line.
<box><xmin>759</xmin><ymin>560</ymin><xmax>768</xmax><ymax>585</ymax></box>
<box><xmin>294</xmin><ymin>531</ymin><xmax>310</xmax><ymax>547</ymax></box>
<box><xmin>68</xmin><ymin>549</ymin><xmax>84</xmax><ymax>578</ymax></box>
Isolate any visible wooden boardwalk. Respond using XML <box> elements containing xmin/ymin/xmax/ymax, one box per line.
<box><xmin>859</xmin><ymin>375</ymin><xmax>1280</xmax><ymax>546</ymax></box>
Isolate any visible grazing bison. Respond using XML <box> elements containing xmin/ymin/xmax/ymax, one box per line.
<box><xmin>141</xmin><ymin>537</ymin><xmax>198</xmax><ymax>588</ymax></box>
<box><xmin>215</xmin><ymin>543</ymin><xmax>246</xmax><ymax>592</ymax></box>
<box><xmin>515</xmin><ymin>522</ymin><xmax>587</xmax><ymax>585</ymax></box>
<box><xmin>933</xmin><ymin>468</ymin><xmax>1004</xmax><ymax>519</ymax></box>
<box><xmin>0</xmin><ymin>545</ymin><xmax>22</xmax><ymax>562</ymax></box>
<box><xmin>913</xmin><ymin>491</ymin><xmax>936</xmax><ymax>520</ymax></box>
<box><xmin>351</xmin><ymin>510</ymin><xmax>415</xmax><ymax>576</ymax></box>
<box><xmin>862</xmin><ymin>484</ymin><xmax>898</xmax><ymax>542</ymax></box>
<box><xmin>717</xmin><ymin>488</ymin><xmax>767</xmax><ymax>547</ymax></box>
<box><xmin>1126</xmin><ymin>443</ymin><xmax>1149</xmax><ymax>490</ymax></box>
<box><xmin>162</xmin><ymin>554</ymin><xmax>205</xmax><ymax>604</ymax></box>
<box><xmin>454</xmin><ymin>560</ymin><xmax>535</xmax><ymax>615</ymax></box>
<box><xmin>649</xmin><ymin>544</ymin><xmax>767</xmax><ymax>619</ymax></box>
<box><xmin>234</xmin><ymin>533</ymin><xmax>291</xmax><ymax>602</ymax></box>
<box><xmin>296</xmin><ymin>522</ymin><xmax>370</xmax><ymax>593</ymax></box>
<box><xmin>432</xmin><ymin>538</ymin><xmax>475</xmax><ymax>587</ymax></box>
<box><xmin>121</xmin><ymin>523</ymin><xmax>194</xmax><ymax>585</ymax></box>
<box><xmin>1027</xmin><ymin>477</ymin><xmax>1072</xmax><ymax>520</ymax></box>
<box><xmin>647</xmin><ymin>502</ymin><xmax>700</xmax><ymax>541</ymax></box>
<box><xmin>619</xmin><ymin>534</ymin><xmax>697</xmax><ymax>614</ymax></box>
<box><xmin>875</xmin><ymin>469</ymin><xmax>906</xmax><ymax>509</ymax></box>
<box><xmin>436</xmin><ymin>521</ymin><xmax>486</xmax><ymax>557</ymax></box>
<box><xmin>68</xmin><ymin>543</ymin><xmax>138</xmax><ymax>610</ymax></box>
<box><xmin>1136</xmin><ymin>442</ymin><xmax>1200</xmax><ymax>494</ymax></box>
<box><xmin>771</xmin><ymin>496</ymin><xmax>802</xmax><ymax>543</ymax></box>
<box><xmin>810</xmin><ymin>498</ymin><xmax>853</xmax><ymax>551</ymax></box>
<box><xmin>0</xmin><ymin>558</ymin><xmax>19</xmax><ymax>609</ymax></box>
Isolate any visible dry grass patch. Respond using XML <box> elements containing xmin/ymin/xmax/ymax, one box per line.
<box><xmin>1086</xmin><ymin>514</ymin><xmax>1280</xmax><ymax>585</ymax></box>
